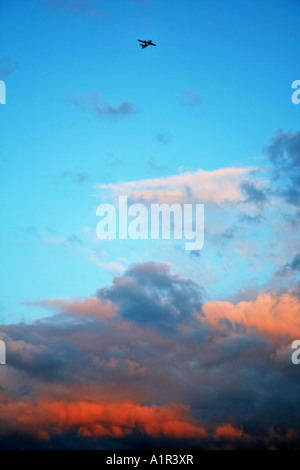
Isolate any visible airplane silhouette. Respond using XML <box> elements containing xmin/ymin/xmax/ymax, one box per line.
<box><xmin>138</xmin><ymin>39</ymin><xmax>156</xmax><ymax>49</ymax></box>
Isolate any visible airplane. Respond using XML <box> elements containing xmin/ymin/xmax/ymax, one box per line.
<box><xmin>138</xmin><ymin>39</ymin><xmax>156</xmax><ymax>49</ymax></box>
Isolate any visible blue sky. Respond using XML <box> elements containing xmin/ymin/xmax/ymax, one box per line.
<box><xmin>0</xmin><ymin>0</ymin><xmax>299</xmax><ymax>323</ymax></box>
<box><xmin>1</xmin><ymin>0</ymin><xmax>300</xmax><ymax>451</ymax></box>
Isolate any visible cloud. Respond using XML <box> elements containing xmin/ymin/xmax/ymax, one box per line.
<box><xmin>147</xmin><ymin>156</ymin><xmax>167</xmax><ymax>172</ymax></box>
<box><xmin>24</xmin><ymin>225</ymin><xmax>40</xmax><ymax>237</ymax></box>
<box><xmin>41</xmin><ymin>0</ymin><xmax>107</xmax><ymax>17</ymax></box>
<box><xmin>215</xmin><ymin>424</ymin><xmax>245</xmax><ymax>441</ymax></box>
<box><xmin>98</xmin><ymin>262</ymin><xmax>204</xmax><ymax>333</ymax></box>
<box><xmin>190</xmin><ymin>249</ymin><xmax>201</xmax><ymax>258</ymax></box>
<box><xmin>180</xmin><ymin>90</ymin><xmax>201</xmax><ymax>107</ymax></box>
<box><xmin>59</xmin><ymin>170</ymin><xmax>89</xmax><ymax>184</ymax></box>
<box><xmin>202</xmin><ymin>291</ymin><xmax>300</xmax><ymax>339</ymax></box>
<box><xmin>156</xmin><ymin>132</ymin><xmax>171</xmax><ymax>145</ymax></box>
<box><xmin>265</xmin><ymin>130</ymin><xmax>300</xmax><ymax>168</ymax></box>
<box><xmin>23</xmin><ymin>296</ymin><xmax>115</xmax><ymax>320</ymax></box>
<box><xmin>241</xmin><ymin>181</ymin><xmax>268</xmax><ymax>206</ymax></box>
<box><xmin>1</xmin><ymin>262</ymin><xmax>300</xmax><ymax>449</ymax></box>
<box><xmin>0</xmin><ymin>56</ymin><xmax>18</xmax><ymax>76</ymax></box>
<box><xmin>0</xmin><ymin>399</ymin><xmax>207</xmax><ymax>443</ymax></box>
<box><xmin>66</xmin><ymin>92</ymin><xmax>136</xmax><ymax>120</ymax></box>
<box><xmin>264</xmin><ymin>130</ymin><xmax>300</xmax><ymax>206</ymax></box>
<box><xmin>7</xmin><ymin>340</ymin><xmax>64</xmax><ymax>377</ymax></box>
<box><xmin>97</xmin><ymin>167</ymin><xmax>256</xmax><ymax>205</ymax></box>
<box><xmin>290</xmin><ymin>253</ymin><xmax>300</xmax><ymax>271</ymax></box>
<box><xmin>239</xmin><ymin>213</ymin><xmax>262</xmax><ymax>225</ymax></box>
<box><xmin>276</xmin><ymin>253</ymin><xmax>300</xmax><ymax>277</ymax></box>
<box><xmin>37</xmin><ymin>235</ymin><xmax>82</xmax><ymax>245</ymax></box>
<box><xmin>215</xmin><ymin>225</ymin><xmax>241</xmax><ymax>242</ymax></box>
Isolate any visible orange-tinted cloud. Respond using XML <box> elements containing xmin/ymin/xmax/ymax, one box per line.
<box><xmin>215</xmin><ymin>424</ymin><xmax>244</xmax><ymax>440</ymax></box>
<box><xmin>23</xmin><ymin>296</ymin><xmax>115</xmax><ymax>320</ymax></box>
<box><xmin>0</xmin><ymin>399</ymin><xmax>207</xmax><ymax>441</ymax></box>
<box><xmin>202</xmin><ymin>291</ymin><xmax>300</xmax><ymax>339</ymax></box>
<box><xmin>1</xmin><ymin>397</ymin><xmax>296</xmax><ymax>448</ymax></box>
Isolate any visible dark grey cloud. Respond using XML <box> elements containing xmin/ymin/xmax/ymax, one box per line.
<box><xmin>290</xmin><ymin>253</ymin><xmax>300</xmax><ymax>271</ymax></box>
<box><xmin>98</xmin><ymin>262</ymin><xmax>204</xmax><ymax>333</ymax></box>
<box><xmin>6</xmin><ymin>340</ymin><xmax>64</xmax><ymax>378</ymax></box>
<box><xmin>290</xmin><ymin>254</ymin><xmax>300</xmax><ymax>272</ymax></box>
<box><xmin>241</xmin><ymin>181</ymin><xmax>268</xmax><ymax>205</ymax></box>
<box><xmin>265</xmin><ymin>130</ymin><xmax>300</xmax><ymax>167</ymax></box>
<box><xmin>0</xmin><ymin>56</ymin><xmax>18</xmax><ymax>76</ymax></box>
<box><xmin>264</xmin><ymin>130</ymin><xmax>300</xmax><ymax>206</ymax></box>
<box><xmin>66</xmin><ymin>92</ymin><xmax>136</xmax><ymax>120</ymax></box>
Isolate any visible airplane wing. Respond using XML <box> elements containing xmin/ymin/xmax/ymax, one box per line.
<box><xmin>138</xmin><ymin>39</ymin><xmax>146</xmax><ymax>43</ymax></box>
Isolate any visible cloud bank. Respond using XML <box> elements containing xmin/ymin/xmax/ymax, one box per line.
<box><xmin>1</xmin><ymin>262</ymin><xmax>299</xmax><ymax>449</ymax></box>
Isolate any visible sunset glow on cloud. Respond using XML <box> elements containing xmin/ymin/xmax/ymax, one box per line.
<box><xmin>202</xmin><ymin>292</ymin><xmax>300</xmax><ymax>339</ymax></box>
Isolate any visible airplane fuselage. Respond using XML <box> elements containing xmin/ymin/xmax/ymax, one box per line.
<box><xmin>138</xmin><ymin>39</ymin><xmax>156</xmax><ymax>49</ymax></box>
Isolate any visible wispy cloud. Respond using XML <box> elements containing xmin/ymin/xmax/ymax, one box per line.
<box><xmin>66</xmin><ymin>91</ymin><xmax>136</xmax><ymax>120</ymax></box>
<box><xmin>59</xmin><ymin>170</ymin><xmax>89</xmax><ymax>184</ymax></box>
<box><xmin>180</xmin><ymin>90</ymin><xmax>201</xmax><ymax>107</ymax></box>
<box><xmin>156</xmin><ymin>132</ymin><xmax>171</xmax><ymax>145</ymax></box>
<box><xmin>41</xmin><ymin>0</ymin><xmax>108</xmax><ymax>17</ymax></box>
<box><xmin>38</xmin><ymin>235</ymin><xmax>82</xmax><ymax>245</ymax></box>
<box><xmin>23</xmin><ymin>296</ymin><xmax>115</xmax><ymax>320</ymax></box>
<box><xmin>0</xmin><ymin>56</ymin><xmax>18</xmax><ymax>76</ymax></box>
<box><xmin>147</xmin><ymin>156</ymin><xmax>167</xmax><ymax>173</ymax></box>
<box><xmin>97</xmin><ymin>166</ymin><xmax>257</xmax><ymax>205</ymax></box>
